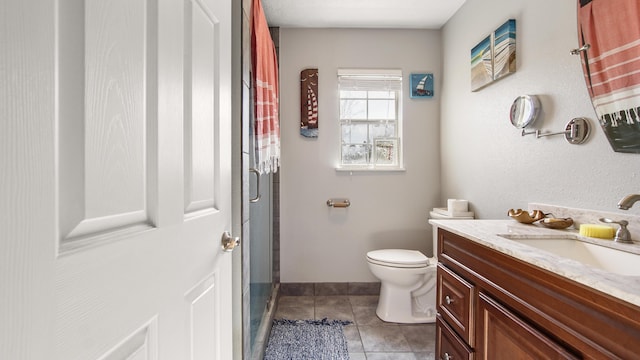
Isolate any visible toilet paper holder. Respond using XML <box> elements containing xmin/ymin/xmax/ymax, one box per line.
<box><xmin>327</xmin><ymin>199</ymin><xmax>350</xmax><ymax>208</ymax></box>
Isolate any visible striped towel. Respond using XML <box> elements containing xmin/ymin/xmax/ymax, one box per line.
<box><xmin>251</xmin><ymin>0</ymin><xmax>280</xmax><ymax>173</ymax></box>
<box><xmin>578</xmin><ymin>0</ymin><xmax>640</xmax><ymax>152</ymax></box>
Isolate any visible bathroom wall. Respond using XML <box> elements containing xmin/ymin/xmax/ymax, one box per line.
<box><xmin>278</xmin><ymin>29</ymin><xmax>442</xmax><ymax>282</ymax></box>
<box><xmin>441</xmin><ymin>0</ymin><xmax>640</xmax><ymax>218</ymax></box>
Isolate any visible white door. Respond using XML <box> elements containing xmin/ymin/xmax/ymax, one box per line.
<box><xmin>1</xmin><ymin>0</ymin><xmax>235</xmax><ymax>359</ymax></box>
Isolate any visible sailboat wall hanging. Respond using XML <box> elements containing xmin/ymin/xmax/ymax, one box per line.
<box><xmin>410</xmin><ymin>73</ymin><xmax>434</xmax><ymax>99</ymax></box>
<box><xmin>300</xmin><ymin>68</ymin><xmax>319</xmax><ymax>138</ymax></box>
<box><xmin>577</xmin><ymin>0</ymin><xmax>640</xmax><ymax>153</ymax></box>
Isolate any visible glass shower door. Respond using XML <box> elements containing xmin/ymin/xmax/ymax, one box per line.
<box><xmin>248</xmin><ymin>165</ymin><xmax>273</xmax><ymax>352</ymax></box>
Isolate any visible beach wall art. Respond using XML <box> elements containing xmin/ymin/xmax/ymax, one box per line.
<box><xmin>410</xmin><ymin>73</ymin><xmax>434</xmax><ymax>99</ymax></box>
<box><xmin>471</xmin><ymin>19</ymin><xmax>516</xmax><ymax>91</ymax></box>
<box><xmin>300</xmin><ymin>68</ymin><xmax>319</xmax><ymax>138</ymax></box>
<box><xmin>471</xmin><ymin>35</ymin><xmax>493</xmax><ymax>91</ymax></box>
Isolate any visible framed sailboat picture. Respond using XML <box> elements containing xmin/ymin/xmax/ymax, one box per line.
<box><xmin>410</xmin><ymin>73</ymin><xmax>434</xmax><ymax>99</ymax></box>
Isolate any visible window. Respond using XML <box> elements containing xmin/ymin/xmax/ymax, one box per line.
<box><xmin>338</xmin><ymin>69</ymin><xmax>403</xmax><ymax>170</ymax></box>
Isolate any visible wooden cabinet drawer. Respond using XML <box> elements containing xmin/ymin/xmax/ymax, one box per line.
<box><xmin>436</xmin><ymin>315</ymin><xmax>474</xmax><ymax>360</ymax></box>
<box><xmin>437</xmin><ymin>263</ymin><xmax>475</xmax><ymax>346</ymax></box>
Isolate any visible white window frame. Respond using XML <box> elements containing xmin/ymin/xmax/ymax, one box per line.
<box><xmin>336</xmin><ymin>69</ymin><xmax>404</xmax><ymax>171</ymax></box>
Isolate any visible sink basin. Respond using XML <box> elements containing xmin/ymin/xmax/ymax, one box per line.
<box><xmin>498</xmin><ymin>234</ymin><xmax>640</xmax><ymax>276</ymax></box>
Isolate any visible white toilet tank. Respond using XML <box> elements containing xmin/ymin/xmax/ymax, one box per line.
<box><xmin>429</xmin><ymin>209</ymin><xmax>474</xmax><ymax>258</ymax></box>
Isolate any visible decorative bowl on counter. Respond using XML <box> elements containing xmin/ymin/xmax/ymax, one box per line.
<box><xmin>508</xmin><ymin>209</ymin><xmax>545</xmax><ymax>224</ymax></box>
<box><xmin>539</xmin><ymin>217</ymin><xmax>574</xmax><ymax>229</ymax></box>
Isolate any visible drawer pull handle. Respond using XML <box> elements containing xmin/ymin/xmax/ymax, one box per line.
<box><xmin>445</xmin><ymin>295</ymin><xmax>454</xmax><ymax>305</ymax></box>
<box><xmin>442</xmin><ymin>352</ymin><xmax>453</xmax><ymax>360</ymax></box>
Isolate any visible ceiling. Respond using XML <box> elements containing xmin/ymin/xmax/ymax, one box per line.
<box><xmin>261</xmin><ymin>0</ymin><xmax>467</xmax><ymax>29</ymax></box>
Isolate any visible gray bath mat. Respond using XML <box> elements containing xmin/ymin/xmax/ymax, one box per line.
<box><xmin>264</xmin><ymin>319</ymin><xmax>351</xmax><ymax>360</ymax></box>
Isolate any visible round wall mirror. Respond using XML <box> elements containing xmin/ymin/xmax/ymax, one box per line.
<box><xmin>509</xmin><ymin>95</ymin><xmax>541</xmax><ymax>129</ymax></box>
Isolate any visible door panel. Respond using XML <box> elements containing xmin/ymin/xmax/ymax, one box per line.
<box><xmin>184</xmin><ymin>0</ymin><xmax>218</xmax><ymax>216</ymax></box>
<box><xmin>186</xmin><ymin>274</ymin><xmax>218</xmax><ymax>360</ymax></box>
<box><xmin>57</xmin><ymin>0</ymin><xmax>156</xmax><ymax>253</ymax></box>
<box><xmin>97</xmin><ymin>318</ymin><xmax>158</xmax><ymax>360</ymax></box>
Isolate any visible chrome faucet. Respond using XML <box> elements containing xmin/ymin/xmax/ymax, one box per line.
<box><xmin>617</xmin><ymin>194</ymin><xmax>640</xmax><ymax>210</ymax></box>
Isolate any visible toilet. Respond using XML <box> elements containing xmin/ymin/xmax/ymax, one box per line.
<box><xmin>366</xmin><ymin>249</ymin><xmax>437</xmax><ymax>323</ymax></box>
<box><xmin>366</xmin><ymin>205</ymin><xmax>474</xmax><ymax>324</ymax></box>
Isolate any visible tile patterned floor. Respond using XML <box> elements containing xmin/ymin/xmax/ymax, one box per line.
<box><xmin>274</xmin><ymin>295</ymin><xmax>436</xmax><ymax>360</ymax></box>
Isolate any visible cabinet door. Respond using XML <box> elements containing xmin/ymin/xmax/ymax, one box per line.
<box><xmin>477</xmin><ymin>292</ymin><xmax>578</xmax><ymax>360</ymax></box>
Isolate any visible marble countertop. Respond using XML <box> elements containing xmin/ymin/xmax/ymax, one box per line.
<box><xmin>429</xmin><ymin>219</ymin><xmax>640</xmax><ymax>308</ymax></box>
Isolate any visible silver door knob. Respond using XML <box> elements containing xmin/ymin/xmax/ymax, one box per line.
<box><xmin>221</xmin><ymin>231</ymin><xmax>240</xmax><ymax>252</ymax></box>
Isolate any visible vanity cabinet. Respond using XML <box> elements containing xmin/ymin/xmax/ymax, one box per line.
<box><xmin>435</xmin><ymin>228</ymin><xmax>640</xmax><ymax>359</ymax></box>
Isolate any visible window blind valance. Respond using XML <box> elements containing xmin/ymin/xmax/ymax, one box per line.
<box><xmin>338</xmin><ymin>69</ymin><xmax>402</xmax><ymax>91</ymax></box>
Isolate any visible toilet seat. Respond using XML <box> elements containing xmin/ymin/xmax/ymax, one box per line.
<box><xmin>366</xmin><ymin>249</ymin><xmax>429</xmax><ymax>268</ymax></box>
